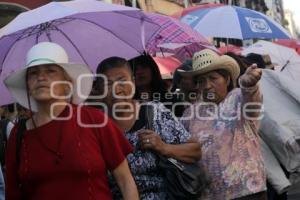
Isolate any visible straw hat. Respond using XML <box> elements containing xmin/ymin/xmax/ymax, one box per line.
<box><xmin>4</xmin><ymin>42</ymin><xmax>93</xmax><ymax>112</ymax></box>
<box><xmin>178</xmin><ymin>49</ymin><xmax>240</xmax><ymax>83</ymax></box>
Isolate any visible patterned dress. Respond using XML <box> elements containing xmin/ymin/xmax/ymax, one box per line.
<box><xmin>181</xmin><ymin>87</ymin><xmax>266</xmax><ymax>200</ymax></box>
<box><xmin>110</xmin><ymin>101</ymin><xmax>190</xmax><ymax>200</ymax></box>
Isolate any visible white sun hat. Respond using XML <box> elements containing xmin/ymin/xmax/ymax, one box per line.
<box><xmin>4</xmin><ymin>42</ymin><xmax>93</xmax><ymax>112</ymax></box>
<box><xmin>178</xmin><ymin>49</ymin><xmax>240</xmax><ymax>84</ymax></box>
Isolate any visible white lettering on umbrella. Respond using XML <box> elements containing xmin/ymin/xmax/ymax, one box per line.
<box><xmin>246</xmin><ymin>17</ymin><xmax>272</xmax><ymax>33</ymax></box>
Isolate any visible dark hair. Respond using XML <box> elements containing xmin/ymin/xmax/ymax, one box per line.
<box><xmin>129</xmin><ymin>55</ymin><xmax>167</xmax><ymax>101</ymax></box>
<box><xmin>93</xmin><ymin>57</ymin><xmax>132</xmax><ymax>95</ymax></box>
<box><xmin>171</xmin><ymin>59</ymin><xmax>192</xmax><ymax>92</ymax></box>
<box><xmin>7</xmin><ymin>103</ymin><xmax>15</xmax><ymax>113</ymax></box>
<box><xmin>244</xmin><ymin>53</ymin><xmax>266</xmax><ymax>69</ymax></box>
<box><xmin>224</xmin><ymin>52</ymin><xmax>247</xmax><ymax>75</ymax></box>
<box><xmin>224</xmin><ymin>52</ymin><xmax>247</xmax><ymax>87</ymax></box>
<box><xmin>96</xmin><ymin>56</ymin><xmax>132</xmax><ymax>75</ymax></box>
<box><xmin>215</xmin><ymin>69</ymin><xmax>234</xmax><ymax>92</ymax></box>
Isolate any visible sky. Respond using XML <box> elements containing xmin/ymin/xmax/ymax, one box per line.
<box><xmin>282</xmin><ymin>0</ymin><xmax>300</xmax><ymax>30</ymax></box>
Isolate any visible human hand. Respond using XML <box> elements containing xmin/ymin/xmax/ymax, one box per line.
<box><xmin>138</xmin><ymin>129</ymin><xmax>165</xmax><ymax>153</ymax></box>
<box><xmin>239</xmin><ymin>64</ymin><xmax>262</xmax><ymax>88</ymax></box>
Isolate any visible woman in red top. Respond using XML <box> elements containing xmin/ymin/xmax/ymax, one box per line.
<box><xmin>4</xmin><ymin>42</ymin><xmax>139</xmax><ymax>200</ymax></box>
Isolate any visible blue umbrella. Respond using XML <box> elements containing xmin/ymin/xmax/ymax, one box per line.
<box><xmin>180</xmin><ymin>5</ymin><xmax>291</xmax><ymax>40</ymax></box>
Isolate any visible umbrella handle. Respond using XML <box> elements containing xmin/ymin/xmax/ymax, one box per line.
<box><xmin>280</xmin><ymin>60</ymin><xmax>290</xmax><ymax>72</ymax></box>
<box><xmin>141</xmin><ymin>17</ymin><xmax>146</xmax><ymax>52</ymax></box>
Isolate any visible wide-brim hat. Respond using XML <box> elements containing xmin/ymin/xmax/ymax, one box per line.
<box><xmin>178</xmin><ymin>49</ymin><xmax>240</xmax><ymax>84</ymax></box>
<box><xmin>4</xmin><ymin>42</ymin><xmax>93</xmax><ymax>112</ymax></box>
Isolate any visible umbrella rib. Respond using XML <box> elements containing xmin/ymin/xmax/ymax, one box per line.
<box><xmin>1</xmin><ymin>23</ymin><xmax>53</xmax><ymax>74</ymax></box>
<box><xmin>0</xmin><ymin>37</ymin><xmax>18</xmax><ymax>74</ymax></box>
<box><xmin>66</xmin><ymin>16</ymin><xmax>144</xmax><ymax>54</ymax></box>
<box><xmin>113</xmin><ymin>11</ymin><xmax>160</xmax><ymax>49</ymax></box>
<box><xmin>0</xmin><ymin>30</ymin><xmax>34</xmax><ymax>74</ymax></box>
<box><xmin>155</xmin><ymin>19</ymin><xmax>189</xmax><ymax>42</ymax></box>
<box><xmin>1</xmin><ymin>11</ymin><xmax>161</xmax><ymax>74</ymax></box>
<box><xmin>51</xmin><ymin>25</ymin><xmax>89</xmax><ymax>66</ymax></box>
<box><xmin>45</xmin><ymin>30</ymin><xmax>52</xmax><ymax>42</ymax></box>
<box><xmin>69</xmin><ymin>11</ymin><xmax>163</xmax><ymax>53</ymax></box>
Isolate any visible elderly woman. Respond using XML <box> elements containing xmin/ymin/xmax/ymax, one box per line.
<box><xmin>4</xmin><ymin>42</ymin><xmax>138</xmax><ymax>200</ymax></box>
<box><xmin>179</xmin><ymin>49</ymin><xmax>266</xmax><ymax>200</ymax></box>
<box><xmin>95</xmin><ymin>57</ymin><xmax>202</xmax><ymax>200</ymax></box>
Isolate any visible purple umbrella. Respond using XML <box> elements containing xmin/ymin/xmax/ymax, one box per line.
<box><xmin>0</xmin><ymin>0</ymin><xmax>161</xmax><ymax>76</ymax></box>
<box><xmin>0</xmin><ymin>0</ymin><xmax>213</xmax><ymax>106</ymax></box>
<box><xmin>146</xmin><ymin>13</ymin><xmax>215</xmax><ymax>61</ymax></box>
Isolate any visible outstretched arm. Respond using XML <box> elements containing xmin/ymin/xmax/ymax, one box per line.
<box><xmin>239</xmin><ymin>64</ymin><xmax>263</xmax><ymax>119</ymax></box>
<box><xmin>112</xmin><ymin>159</ymin><xmax>139</xmax><ymax>200</ymax></box>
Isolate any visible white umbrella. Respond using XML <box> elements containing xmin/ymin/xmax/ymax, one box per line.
<box><xmin>242</xmin><ymin>40</ymin><xmax>300</xmax><ymax>79</ymax></box>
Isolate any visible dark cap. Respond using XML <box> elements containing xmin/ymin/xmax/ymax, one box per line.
<box><xmin>171</xmin><ymin>59</ymin><xmax>192</xmax><ymax>92</ymax></box>
<box><xmin>245</xmin><ymin>53</ymin><xmax>265</xmax><ymax>68</ymax></box>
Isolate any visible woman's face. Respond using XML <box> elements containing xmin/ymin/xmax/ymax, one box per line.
<box><xmin>27</xmin><ymin>64</ymin><xmax>71</xmax><ymax>103</ymax></box>
<box><xmin>179</xmin><ymin>76</ymin><xmax>199</xmax><ymax>103</ymax></box>
<box><xmin>194</xmin><ymin>71</ymin><xmax>229</xmax><ymax>104</ymax></box>
<box><xmin>134</xmin><ymin>65</ymin><xmax>152</xmax><ymax>88</ymax></box>
<box><xmin>100</xmin><ymin>66</ymin><xmax>135</xmax><ymax>112</ymax></box>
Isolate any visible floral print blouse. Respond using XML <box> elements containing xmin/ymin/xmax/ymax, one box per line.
<box><xmin>110</xmin><ymin>101</ymin><xmax>190</xmax><ymax>200</ymax></box>
<box><xmin>181</xmin><ymin>86</ymin><xmax>266</xmax><ymax>200</ymax></box>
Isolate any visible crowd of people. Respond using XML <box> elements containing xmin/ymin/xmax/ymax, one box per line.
<box><xmin>0</xmin><ymin>41</ymin><xmax>289</xmax><ymax>200</ymax></box>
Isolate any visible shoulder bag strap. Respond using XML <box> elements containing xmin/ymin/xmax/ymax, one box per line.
<box><xmin>16</xmin><ymin>119</ymin><xmax>27</xmax><ymax>168</ymax></box>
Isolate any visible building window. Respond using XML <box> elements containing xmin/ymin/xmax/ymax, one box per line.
<box><xmin>0</xmin><ymin>3</ymin><xmax>28</xmax><ymax>28</ymax></box>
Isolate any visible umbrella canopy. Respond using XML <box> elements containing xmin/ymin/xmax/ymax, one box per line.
<box><xmin>146</xmin><ymin>13</ymin><xmax>215</xmax><ymax>61</ymax></box>
<box><xmin>0</xmin><ymin>0</ymin><xmax>161</xmax><ymax>76</ymax></box>
<box><xmin>242</xmin><ymin>40</ymin><xmax>300</xmax><ymax>77</ymax></box>
<box><xmin>180</xmin><ymin>5</ymin><xmax>291</xmax><ymax>40</ymax></box>
<box><xmin>275</xmin><ymin>39</ymin><xmax>300</xmax><ymax>55</ymax></box>
<box><xmin>152</xmin><ymin>56</ymin><xmax>181</xmax><ymax>77</ymax></box>
<box><xmin>0</xmin><ymin>0</ymin><xmax>213</xmax><ymax>106</ymax></box>
<box><xmin>154</xmin><ymin>41</ymin><xmax>218</xmax><ymax>61</ymax></box>
<box><xmin>172</xmin><ymin>3</ymin><xmax>223</xmax><ymax>19</ymax></box>
<box><xmin>218</xmin><ymin>44</ymin><xmax>243</xmax><ymax>55</ymax></box>
<box><xmin>0</xmin><ymin>0</ymin><xmax>213</xmax><ymax>75</ymax></box>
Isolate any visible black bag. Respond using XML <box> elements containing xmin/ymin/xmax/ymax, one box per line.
<box><xmin>0</xmin><ymin>119</ymin><xmax>9</xmax><ymax>170</ymax></box>
<box><xmin>16</xmin><ymin>119</ymin><xmax>27</xmax><ymax>168</ymax></box>
<box><xmin>144</xmin><ymin>104</ymin><xmax>210</xmax><ymax>200</ymax></box>
<box><xmin>158</xmin><ymin>155</ymin><xmax>209</xmax><ymax>200</ymax></box>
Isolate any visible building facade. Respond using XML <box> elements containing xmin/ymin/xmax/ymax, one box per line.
<box><xmin>284</xmin><ymin>9</ymin><xmax>298</xmax><ymax>38</ymax></box>
<box><xmin>0</xmin><ymin>0</ymin><xmax>52</xmax><ymax>28</ymax></box>
<box><xmin>132</xmin><ymin>0</ymin><xmax>271</xmax><ymax>16</ymax></box>
<box><xmin>264</xmin><ymin>0</ymin><xmax>285</xmax><ymax>24</ymax></box>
